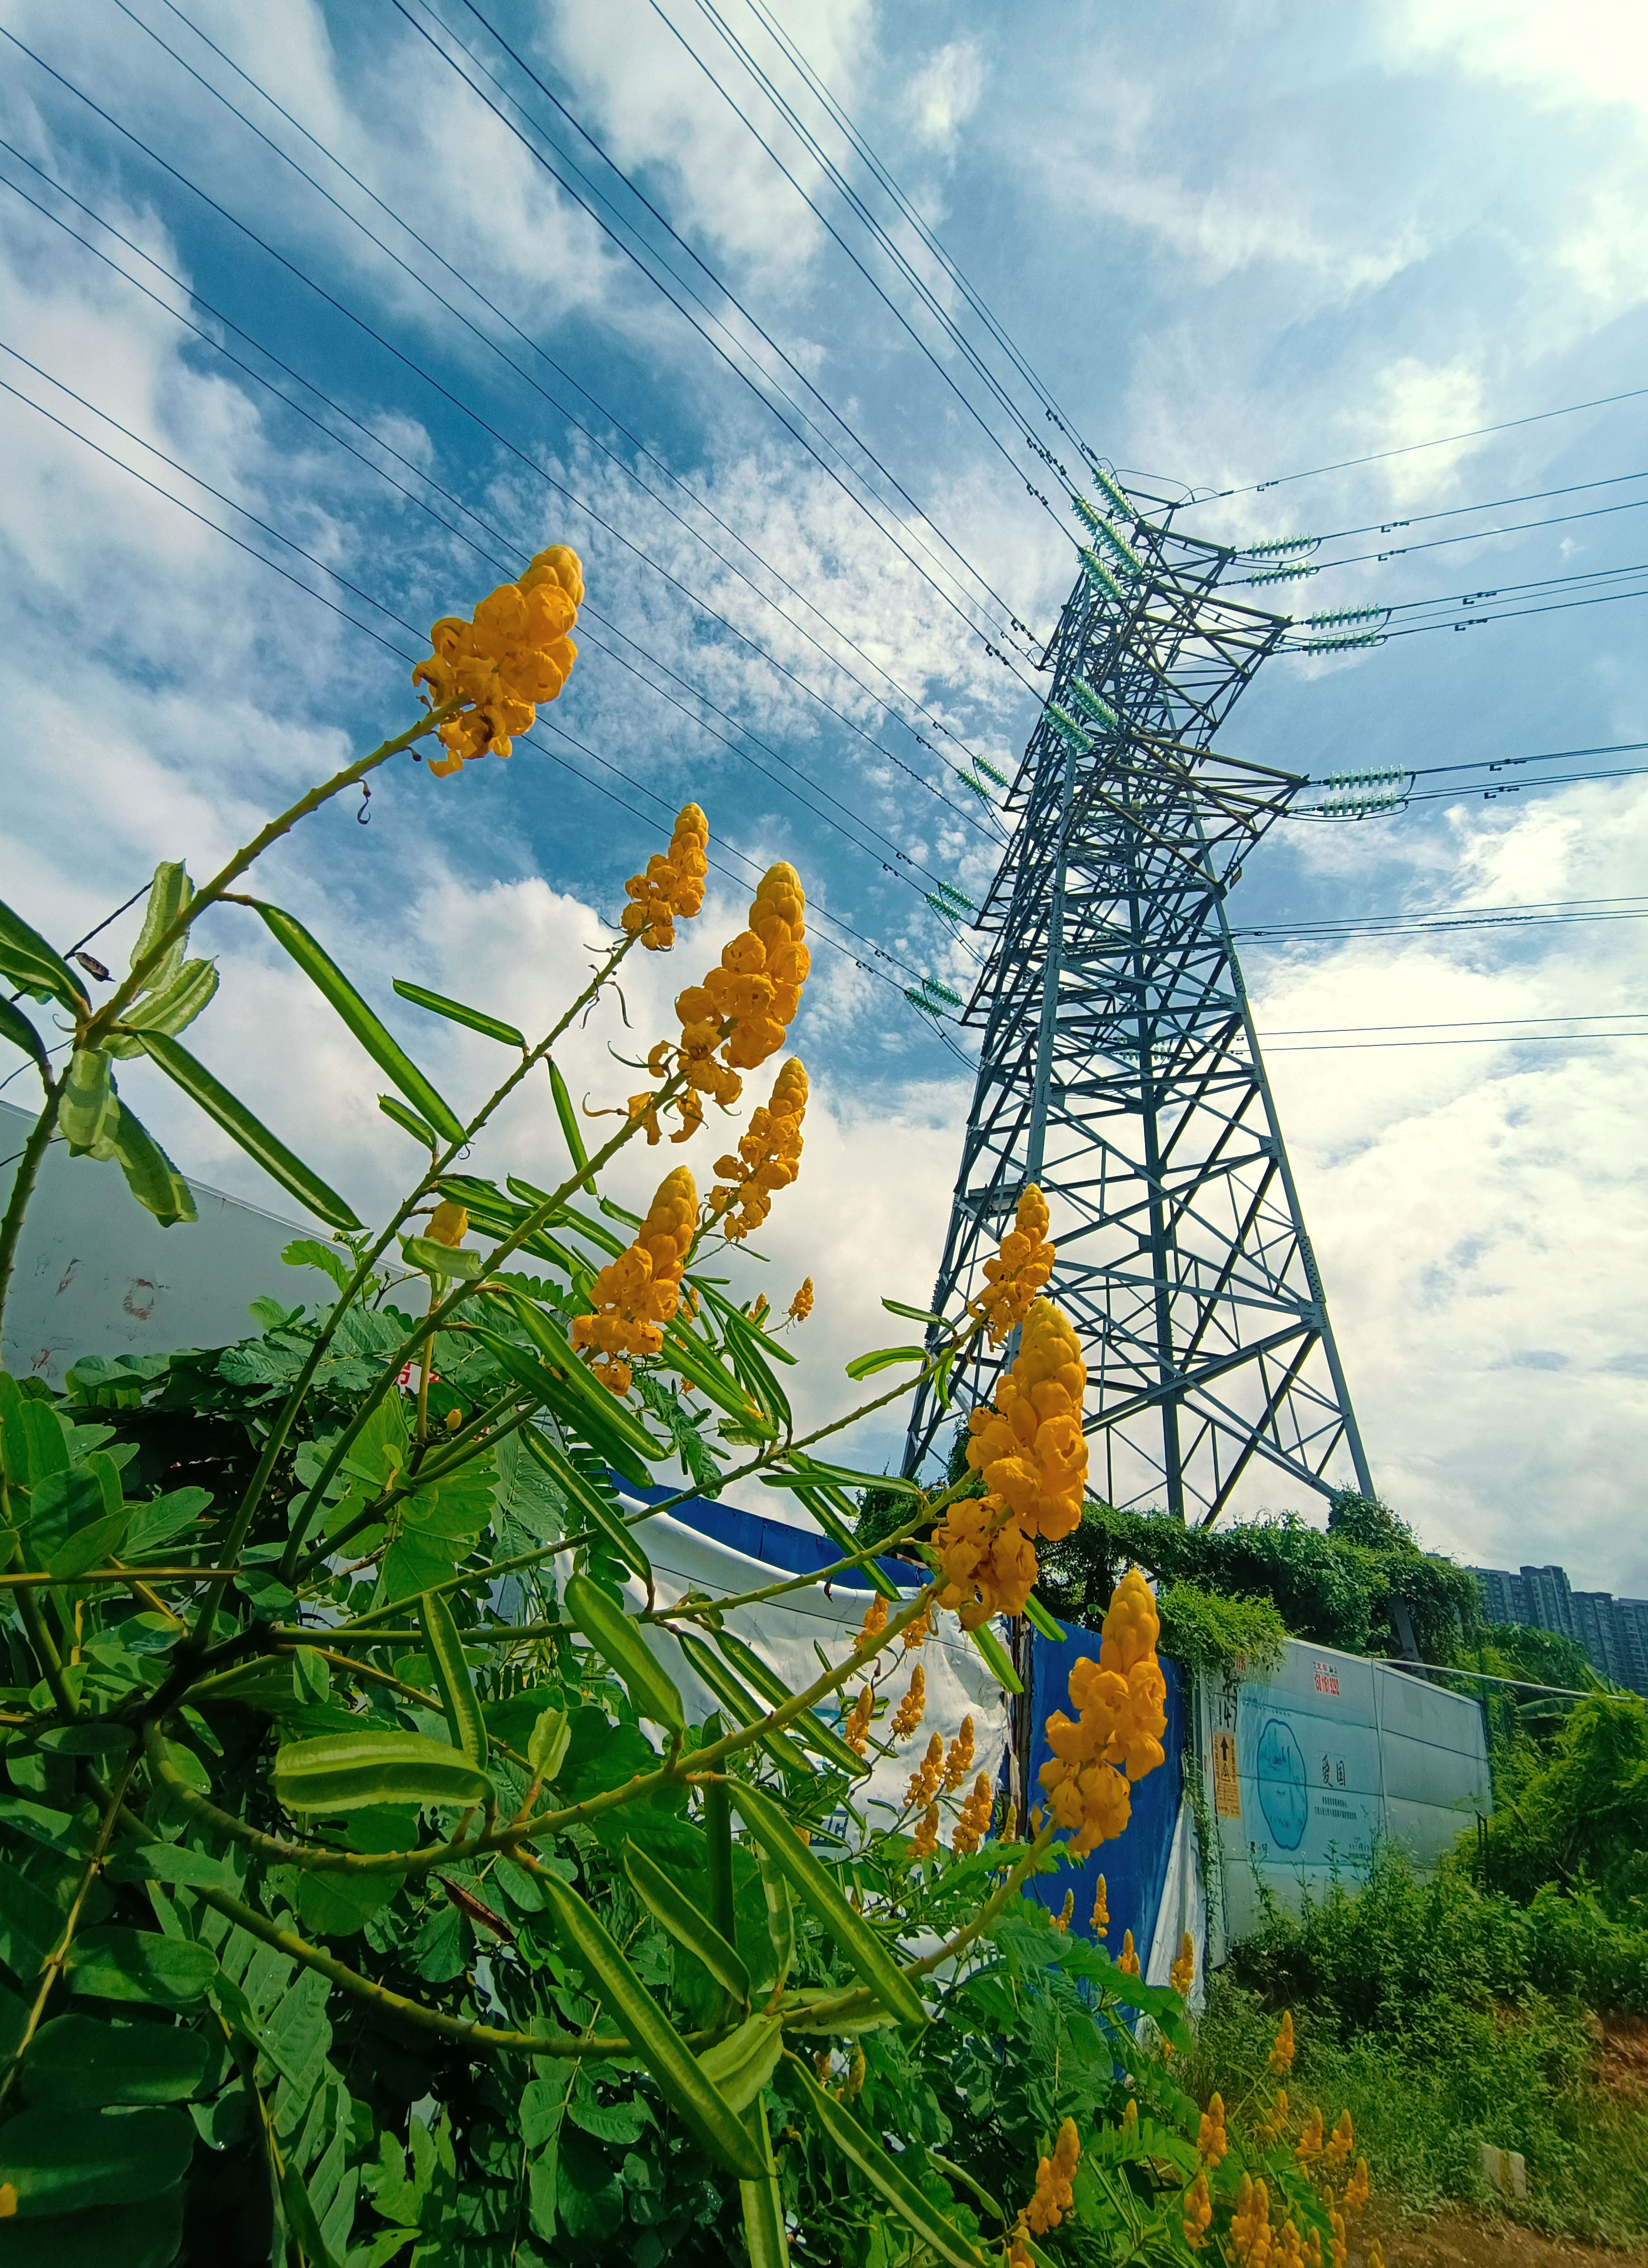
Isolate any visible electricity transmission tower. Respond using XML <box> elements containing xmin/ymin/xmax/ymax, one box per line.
<box><xmin>904</xmin><ymin>483</ymin><xmax>1374</xmax><ymax>1524</ymax></box>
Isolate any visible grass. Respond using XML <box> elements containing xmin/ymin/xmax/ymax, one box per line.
<box><xmin>1184</xmin><ymin>1847</ymin><xmax>1648</xmax><ymax>2251</ymax></box>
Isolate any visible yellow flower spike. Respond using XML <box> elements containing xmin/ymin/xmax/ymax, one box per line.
<box><xmin>621</xmin><ymin>802</ymin><xmax>710</xmax><ymax>951</ymax></box>
<box><xmin>941</xmin><ymin>1715</ymin><xmax>975</xmax><ymax>1792</ymax></box>
<box><xmin>1001</xmin><ymin>1800</ymin><xmax>1018</xmax><ymax>1846</ymax></box>
<box><xmin>666</xmin><ymin>861</ymin><xmax>808</xmax><ymax>1141</ymax></box>
<box><xmin>932</xmin><ymin>1294</ymin><xmax>1088</xmax><ymax>1632</ymax></box>
<box><xmin>425</xmin><ymin>1199</ymin><xmax>468</xmax><ymax>1247</ymax></box>
<box><xmin>1230</xmin><ymin>2173</ymin><xmax>1273</xmax><ymax>2268</ymax></box>
<box><xmin>1269</xmin><ymin>2010</ymin><xmax>1296</xmax><ymax>2074</ymax></box>
<box><xmin>570</xmin><ymin>1164</ymin><xmax>696</xmax><ymax>1395</ymax></box>
<box><xmin>857</xmin><ymin>1595</ymin><xmax>888</xmax><ymax>1645</ymax></box>
<box><xmin>1008</xmin><ymin>2229</ymin><xmax>1033</xmax><ymax>2268</ymax></box>
<box><xmin>1025</xmin><ymin>2117</ymin><xmax>1080</xmax><ymax>2234</ymax></box>
<box><xmin>414</xmin><ymin>548</ymin><xmax>582</xmax><ymax>775</ymax></box>
<box><xmin>1117</xmin><ymin>1927</ymin><xmax>1140</xmax><ymax>1977</ymax></box>
<box><xmin>1052</xmin><ymin>1889</ymin><xmax>1074</xmax><ymax>1932</ymax></box>
<box><xmin>911</xmin><ymin>1801</ymin><xmax>940</xmax><ymax>1862</ymax></box>
<box><xmin>1324</xmin><ymin>2109</ymin><xmax>1353</xmax><ymax>2168</ymax></box>
<box><xmin>902</xmin><ymin>1599</ymin><xmax>933</xmax><ymax>1651</ymax></box>
<box><xmin>1343</xmin><ymin>2158</ymin><xmax>1369</xmax><ymax>2213</ymax></box>
<box><xmin>905</xmin><ymin>1730</ymin><xmax>944</xmax><ymax>1812</ymax></box>
<box><xmin>787</xmin><ymin>1276</ymin><xmax>813</xmax><ymax>1322</ymax></box>
<box><xmin>1171</xmin><ymin>1930</ymin><xmax>1196</xmax><ymax>1998</ymax></box>
<box><xmin>708</xmin><ymin>1057</ymin><xmax>808</xmax><ymax>1240</ymax></box>
<box><xmin>1197</xmin><ymin>2092</ymin><xmax>1227</xmax><ymax>2169</ymax></box>
<box><xmin>950</xmin><ymin>1772</ymin><xmax>994</xmax><ymax>1857</ymax></box>
<box><xmin>972</xmin><ymin>1181</ymin><xmax>1056</xmax><ymax>1344</ymax></box>
<box><xmin>1295</xmin><ymin>2106</ymin><xmax>1323</xmax><ymax>2163</ymax></box>
<box><xmin>1183</xmin><ymin>2169</ymin><xmax>1212</xmax><ymax>2251</ymax></box>
<box><xmin>1036</xmin><ymin>1566</ymin><xmax>1167</xmax><ymax>1853</ymax></box>
<box><xmin>1091</xmin><ymin>1874</ymin><xmax>1109</xmax><ymax>1939</ymax></box>
<box><xmin>889</xmin><ymin>1664</ymin><xmax>926</xmax><ymax>1741</ymax></box>
<box><xmin>842</xmin><ymin>1685</ymin><xmax>874</xmax><ymax>1757</ymax></box>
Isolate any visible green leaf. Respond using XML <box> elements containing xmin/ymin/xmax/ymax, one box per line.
<box><xmin>272</xmin><ymin>1726</ymin><xmax>494</xmax><ymax>1814</ymax></box>
<box><xmin>417</xmin><ymin>1589</ymin><xmax>488</xmax><ymax>1767</ymax></box>
<box><xmin>882</xmin><ymin>1297</ymin><xmax>947</xmax><ymax>1327</ymax></box>
<box><xmin>107</xmin><ymin>1100</ymin><xmax>197</xmax><ymax>1229</ymax></box>
<box><xmin>254</xmin><ymin>903</ymin><xmax>466</xmax><ymax>1144</ymax></box>
<box><xmin>966</xmin><ymin>1618</ymin><xmax>1023</xmax><ymax>1696</ymax></box>
<box><xmin>503</xmin><ymin>1300</ymin><xmax>669</xmax><ymax>1472</ymax></box>
<box><xmin>282</xmin><ymin>1237</ymin><xmax>352</xmax><ymax>1293</ymax></box>
<box><xmin>393</xmin><ymin>977</ymin><xmax>525</xmax><ymax>1050</ymax></box>
<box><xmin>0</xmin><ymin>2103</ymin><xmax>193</xmax><ymax>2219</ymax></box>
<box><xmin>135</xmin><ymin>1032</ymin><xmax>361</xmax><ymax>1230</ymax></box>
<box><xmin>65</xmin><ymin>1929</ymin><xmax>217</xmax><ymax>2007</ymax></box>
<box><xmin>58</xmin><ymin>1050</ymin><xmax>119</xmax><ymax>1157</ymax></box>
<box><xmin>624</xmin><ymin>1840</ymin><xmax>750</xmax><ymax>2005</ymax></box>
<box><xmin>476</xmin><ymin>1331</ymin><xmax>651</xmax><ymax>1495</ymax></box>
<box><xmin>0</xmin><ymin>998</ymin><xmax>49</xmax><ymax>1083</ymax></box>
<box><xmin>844</xmin><ymin>1344</ymin><xmax>927</xmax><ymax>1381</ymax></box>
<box><xmin>26</xmin><ymin>1453</ymin><xmax>128</xmax><ymax>1578</ymax></box>
<box><xmin>738</xmin><ymin>2097</ymin><xmax>790</xmax><ymax>2268</ymax></box>
<box><xmin>401</xmin><ymin>1234</ymin><xmax>483</xmax><ymax>1280</ymax></box>
<box><xmin>105</xmin><ymin>957</ymin><xmax>217</xmax><ymax>1055</ymax></box>
<box><xmin>0</xmin><ymin>898</ymin><xmax>86</xmax><ymax>1011</ymax></box>
<box><xmin>756</xmin><ymin>1848</ymin><xmax>794</xmax><ymax>1989</ymax></box>
<box><xmin>792</xmin><ymin>2063</ymin><xmax>985</xmax><ymax>2268</ymax></box>
<box><xmin>549</xmin><ymin>1058</ymin><xmax>588</xmax><ymax>1173</ymax></box>
<box><xmin>129</xmin><ymin>861</ymin><xmax>190</xmax><ymax>996</ymax></box>
<box><xmin>522</xmin><ymin>1429</ymin><xmax>651</xmax><ymax>1584</ymax></box>
<box><xmin>661</xmin><ymin>1321</ymin><xmax>766</xmax><ymax>1427</ymax></box>
<box><xmin>379</xmin><ymin>1092</ymin><xmax>439</xmax><ymax>1147</ymax></box>
<box><xmin>564</xmin><ymin>1572</ymin><xmax>682</xmax><ymax>1733</ymax></box>
<box><xmin>281</xmin><ymin>2155</ymin><xmax>343</xmax><ymax>2268</ymax></box>
<box><xmin>713</xmin><ymin>1630</ymin><xmax>865</xmax><ymax>1776</ymax></box>
<box><xmin>22</xmin><ymin>2013</ymin><xmax>210</xmax><ymax>2107</ymax></box>
<box><xmin>763</xmin><ymin>1458</ymin><xmax>922</xmax><ymax>1500</ymax></box>
<box><xmin>534</xmin><ymin>1873</ymin><xmax>764</xmax><ymax>2181</ymax></box>
<box><xmin>527</xmin><ymin>1704</ymin><xmax>571</xmax><ymax>1785</ymax></box>
<box><xmin>731</xmin><ymin>1783</ymin><xmax>927</xmax><ymax>2032</ymax></box>
<box><xmin>291</xmin><ymin>1646</ymin><xmax>331</xmax><ymax>1705</ymax></box>
<box><xmin>1024</xmin><ymin>1595</ymin><xmax>1066</xmax><ymax>1642</ymax></box>
<box><xmin>675</xmin><ymin>1633</ymin><xmax>812</xmax><ymax>1777</ymax></box>
<box><xmin>0</xmin><ymin>2193</ymin><xmax>186</xmax><ymax>2268</ymax></box>
<box><xmin>784</xmin><ymin>1482</ymin><xmax>901</xmax><ymax>1603</ymax></box>
<box><xmin>694</xmin><ymin>2009</ymin><xmax>781</xmax><ymax>2113</ymax></box>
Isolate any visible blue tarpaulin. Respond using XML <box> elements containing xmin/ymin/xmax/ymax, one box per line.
<box><xmin>1023</xmin><ymin>1617</ymin><xmax>1184</xmax><ymax>1956</ymax></box>
<box><xmin>624</xmin><ymin>1481</ymin><xmax>927</xmax><ymax>1590</ymax></box>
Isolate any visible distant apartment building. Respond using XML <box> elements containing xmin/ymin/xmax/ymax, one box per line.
<box><xmin>1467</xmin><ymin>1560</ymin><xmax>1648</xmax><ymax>1694</ymax></box>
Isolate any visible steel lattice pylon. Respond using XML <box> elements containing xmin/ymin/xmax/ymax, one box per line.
<box><xmin>904</xmin><ymin>497</ymin><xmax>1373</xmax><ymax>1523</ymax></box>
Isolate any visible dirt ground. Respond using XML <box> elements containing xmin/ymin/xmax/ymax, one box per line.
<box><xmin>1372</xmin><ymin>2212</ymin><xmax>1648</xmax><ymax>2267</ymax></box>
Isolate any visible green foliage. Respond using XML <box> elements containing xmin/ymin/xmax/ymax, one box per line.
<box><xmin>1037</xmin><ymin>1493</ymin><xmax>1486</xmax><ymax>1666</ymax></box>
<box><xmin>1155</xmin><ymin>1580</ymin><xmax>1288</xmax><ymax>1681</ymax></box>
<box><xmin>1476</xmin><ymin>1691</ymin><xmax>1648</xmax><ymax>1913</ymax></box>
<box><xmin>1200</xmin><ymin>1842</ymin><xmax>1648</xmax><ymax>2246</ymax></box>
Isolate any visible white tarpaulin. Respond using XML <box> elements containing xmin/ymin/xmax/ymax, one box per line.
<box><xmin>586</xmin><ymin>1506</ymin><xmax>1013</xmax><ymax>1826</ymax></box>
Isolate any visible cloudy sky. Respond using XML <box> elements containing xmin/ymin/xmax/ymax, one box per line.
<box><xmin>2</xmin><ymin>0</ymin><xmax>1646</xmax><ymax>1592</ymax></box>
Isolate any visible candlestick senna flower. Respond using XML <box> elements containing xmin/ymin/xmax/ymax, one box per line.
<box><xmin>570</xmin><ymin>1164</ymin><xmax>696</xmax><ymax>1395</ymax></box>
<box><xmin>709</xmin><ymin>1055</ymin><xmax>807</xmax><ymax>1239</ymax></box>
<box><xmin>414</xmin><ymin>544</ymin><xmax>583</xmax><ymax>776</ymax></box>
<box><xmin>622</xmin><ymin>802</ymin><xmax>710</xmax><ymax>950</ymax></box>
<box><xmin>973</xmin><ymin>1181</ymin><xmax>1055</xmax><ymax>1343</ymax></box>
<box><xmin>1037</xmin><ymin>1567</ymin><xmax>1168</xmax><ymax>1853</ymax></box>
<box><xmin>661</xmin><ymin>862</ymin><xmax>810</xmax><ymax>1140</ymax></box>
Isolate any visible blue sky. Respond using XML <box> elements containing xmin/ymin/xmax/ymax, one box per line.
<box><xmin>3</xmin><ymin>0</ymin><xmax>1647</xmax><ymax>1590</ymax></box>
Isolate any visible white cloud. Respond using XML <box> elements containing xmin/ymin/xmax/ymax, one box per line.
<box><xmin>901</xmin><ymin>40</ymin><xmax>986</xmax><ymax>154</ymax></box>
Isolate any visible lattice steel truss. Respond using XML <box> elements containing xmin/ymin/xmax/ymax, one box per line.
<box><xmin>904</xmin><ymin>496</ymin><xmax>1373</xmax><ymax>1523</ymax></box>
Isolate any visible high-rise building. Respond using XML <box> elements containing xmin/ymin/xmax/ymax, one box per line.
<box><xmin>1469</xmin><ymin>1563</ymin><xmax>1648</xmax><ymax>1695</ymax></box>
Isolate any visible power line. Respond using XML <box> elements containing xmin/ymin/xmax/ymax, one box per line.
<box><xmin>1307</xmin><ymin>463</ymin><xmax>1648</xmax><ymax>544</ymax></box>
<box><xmin>1239</xmin><ymin>488</ymin><xmax>1648</xmax><ymax>581</ymax></box>
<box><xmin>743</xmin><ymin>0</ymin><xmax>1096</xmax><ymax>473</ymax></box>
<box><xmin>0</xmin><ymin>338</ymin><xmax>987</xmax><ymax>928</ymax></box>
<box><xmin>26</xmin><ymin>18</ymin><xmax>1003</xmax><ymax>856</ymax></box>
<box><xmin>0</xmin><ymin>366</ymin><xmax>964</xmax><ymax>1022</ymax></box>
<box><xmin>1181</xmin><ymin>380</ymin><xmax>1648</xmax><ymax>505</ymax></box>
<box><xmin>1263</xmin><ymin>1011</ymin><xmax>1648</xmax><ymax>1035</ymax></box>
<box><xmin>1233</xmin><ymin>894</ymin><xmax>1648</xmax><ymax>942</ymax></box>
<box><xmin>656</xmin><ymin>0</ymin><xmax>1070</xmax><ymax>535</ymax></box>
<box><xmin>1263</xmin><ymin>1029</ymin><xmax>1648</xmax><ymax>1053</ymax></box>
<box><xmin>129</xmin><ymin>0</ymin><xmax>1005</xmax><ymax>821</ymax></box>
<box><xmin>400</xmin><ymin>0</ymin><xmax>1044</xmax><ymax>672</ymax></box>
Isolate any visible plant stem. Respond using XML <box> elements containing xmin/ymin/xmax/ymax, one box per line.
<box><xmin>0</xmin><ymin>1069</ymin><xmax>63</xmax><ymax>1345</ymax></box>
<box><xmin>0</xmin><ymin>1751</ymin><xmax>138</xmax><ymax>2102</ymax></box>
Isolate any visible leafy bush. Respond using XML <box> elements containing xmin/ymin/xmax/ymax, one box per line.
<box><xmin>1203</xmin><ymin>1843</ymin><xmax>1648</xmax><ymax>2245</ymax></box>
